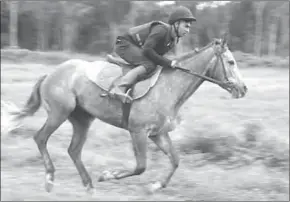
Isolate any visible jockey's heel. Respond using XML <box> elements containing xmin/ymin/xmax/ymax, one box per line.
<box><xmin>110</xmin><ymin>65</ymin><xmax>147</xmax><ymax>103</ymax></box>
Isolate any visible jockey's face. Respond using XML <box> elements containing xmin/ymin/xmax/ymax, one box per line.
<box><xmin>175</xmin><ymin>20</ymin><xmax>192</xmax><ymax>37</ymax></box>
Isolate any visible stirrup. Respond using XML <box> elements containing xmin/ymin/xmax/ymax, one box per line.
<box><xmin>111</xmin><ymin>88</ymin><xmax>133</xmax><ymax>103</ymax></box>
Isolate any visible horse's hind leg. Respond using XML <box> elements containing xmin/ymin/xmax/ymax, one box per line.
<box><xmin>34</xmin><ymin>107</ymin><xmax>73</xmax><ymax>192</ymax></box>
<box><xmin>67</xmin><ymin>107</ymin><xmax>94</xmax><ymax>192</ymax></box>
<box><xmin>34</xmin><ymin>86</ymin><xmax>75</xmax><ymax>192</ymax></box>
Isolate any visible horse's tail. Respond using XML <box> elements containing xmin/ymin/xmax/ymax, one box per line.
<box><xmin>1</xmin><ymin>75</ymin><xmax>47</xmax><ymax>134</ymax></box>
<box><xmin>19</xmin><ymin>75</ymin><xmax>47</xmax><ymax>117</ymax></box>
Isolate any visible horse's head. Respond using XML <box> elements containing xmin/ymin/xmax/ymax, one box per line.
<box><xmin>207</xmin><ymin>34</ymin><xmax>248</xmax><ymax>98</ymax></box>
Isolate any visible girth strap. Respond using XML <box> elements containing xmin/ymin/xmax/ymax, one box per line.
<box><xmin>121</xmin><ymin>102</ymin><xmax>132</xmax><ymax>129</ymax></box>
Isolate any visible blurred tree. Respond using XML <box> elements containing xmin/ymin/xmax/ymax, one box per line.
<box><xmin>265</xmin><ymin>1</ymin><xmax>289</xmax><ymax>56</ymax></box>
<box><xmin>1</xmin><ymin>1</ymin><xmax>9</xmax><ymax>33</ymax></box>
<box><xmin>18</xmin><ymin>10</ymin><xmax>37</xmax><ymax>50</ymax></box>
<box><xmin>229</xmin><ymin>1</ymin><xmax>255</xmax><ymax>52</ymax></box>
<box><xmin>35</xmin><ymin>2</ymin><xmax>48</xmax><ymax>50</ymax></box>
<box><xmin>196</xmin><ymin>6</ymin><xmax>218</xmax><ymax>46</ymax></box>
<box><xmin>17</xmin><ymin>1</ymin><xmax>61</xmax><ymax>50</ymax></box>
<box><xmin>104</xmin><ymin>0</ymin><xmax>132</xmax><ymax>50</ymax></box>
<box><xmin>9</xmin><ymin>1</ymin><xmax>19</xmax><ymax>48</ymax></box>
<box><xmin>60</xmin><ymin>1</ymin><xmax>95</xmax><ymax>52</ymax></box>
<box><xmin>277</xmin><ymin>2</ymin><xmax>289</xmax><ymax>56</ymax></box>
<box><xmin>1</xmin><ymin>1</ymin><xmax>10</xmax><ymax>48</ymax></box>
<box><xmin>126</xmin><ymin>1</ymin><xmax>167</xmax><ymax>25</ymax></box>
<box><xmin>1</xmin><ymin>0</ymin><xmax>288</xmax><ymax>57</ymax></box>
<box><xmin>254</xmin><ymin>2</ymin><xmax>266</xmax><ymax>56</ymax></box>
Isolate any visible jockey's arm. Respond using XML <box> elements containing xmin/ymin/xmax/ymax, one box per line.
<box><xmin>142</xmin><ymin>26</ymin><xmax>172</xmax><ymax>68</ymax></box>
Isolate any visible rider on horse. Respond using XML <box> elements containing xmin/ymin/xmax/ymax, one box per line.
<box><xmin>110</xmin><ymin>6</ymin><xmax>196</xmax><ymax>103</ymax></box>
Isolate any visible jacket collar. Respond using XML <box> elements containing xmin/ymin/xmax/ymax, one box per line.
<box><xmin>164</xmin><ymin>26</ymin><xmax>176</xmax><ymax>46</ymax></box>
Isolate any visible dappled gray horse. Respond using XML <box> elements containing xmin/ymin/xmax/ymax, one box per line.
<box><xmin>9</xmin><ymin>36</ymin><xmax>247</xmax><ymax>193</ymax></box>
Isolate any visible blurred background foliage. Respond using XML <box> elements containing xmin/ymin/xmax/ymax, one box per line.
<box><xmin>1</xmin><ymin>1</ymin><xmax>289</xmax><ymax>57</ymax></box>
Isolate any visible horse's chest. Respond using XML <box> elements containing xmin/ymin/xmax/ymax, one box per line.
<box><xmin>129</xmin><ymin>104</ymin><xmax>180</xmax><ymax>136</ymax></box>
<box><xmin>146</xmin><ymin>116</ymin><xmax>179</xmax><ymax>137</ymax></box>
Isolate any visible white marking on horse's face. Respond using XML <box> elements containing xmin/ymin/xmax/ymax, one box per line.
<box><xmin>222</xmin><ymin>48</ymin><xmax>244</xmax><ymax>85</ymax></box>
<box><xmin>221</xmin><ymin>47</ymin><xmax>247</xmax><ymax>98</ymax></box>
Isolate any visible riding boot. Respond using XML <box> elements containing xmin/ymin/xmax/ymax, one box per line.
<box><xmin>111</xmin><ymin>65</ymin><xmax>147</xmax><ymax>103</ymax></box>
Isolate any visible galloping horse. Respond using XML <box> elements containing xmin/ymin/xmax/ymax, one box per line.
<box><xmin>8</xmin><ymin>36</ymin><xmax>247</xmax><ymax>193</ymax></box>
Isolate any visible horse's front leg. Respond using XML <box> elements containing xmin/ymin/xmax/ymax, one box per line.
<box><xmin>148</xmin><ymin>132</ymin><xmax>179</xmax><ymax>192</ymax></box>
<box><xmin>98</xmin><ymin>130</ymin><xmax>147</xmax><ymax>181</ymax></box>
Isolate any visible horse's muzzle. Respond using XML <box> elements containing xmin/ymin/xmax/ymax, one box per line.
<box><xmin>232</xmin><ymin>83</ymin><xmax>248</xmax><ymax>98</ymax></box>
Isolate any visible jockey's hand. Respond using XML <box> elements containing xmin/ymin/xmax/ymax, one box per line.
<box><xmin>171</xmin><ymin>60</ymin><xmax>180</xmax><ymax>69</ymax></box>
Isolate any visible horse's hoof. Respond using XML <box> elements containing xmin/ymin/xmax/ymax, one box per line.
<box><xmin>45</xmin><ymin>180</ymin><xmax>54</xmax><ymax>192</ymax></box>
<box><xmin>86</xmin><ymin>185</ymin><xmax>96</xmax><ymax>195</ymax></box>
<box><xmin>146</xmin><ymin>181</ymin><xmax>163</xmax><ymax>194</ymax></box>
<box><xmin>45</xmin><ymin>173</ymin><xmax>54</xmax><ymax>192</ymax></box>
<box><xmin>98</xmin><ymin>175</ymin><xmax>105</xmax><ymax>182</ymax></box>
<box><xmin>98</xmin><ymin>170</ymin><xmax>115</xmax><ymax>182</ymax></box>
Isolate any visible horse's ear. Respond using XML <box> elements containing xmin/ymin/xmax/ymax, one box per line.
<box><xmin>221</xmin><ymin>32</ymin><xmax>228</xmax><ymax>46</ymax></box>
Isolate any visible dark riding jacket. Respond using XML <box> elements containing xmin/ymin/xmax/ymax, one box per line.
<box><xmin>123</xmin><ymin>21</ymin><xmax>176</xmax><ymax>68</ymax></box>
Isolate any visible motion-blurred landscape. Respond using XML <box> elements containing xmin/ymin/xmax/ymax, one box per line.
<box><xmin>1</xmin><ymin>1</ymin><xmax>289</xmax><ymax>201</ymax></box>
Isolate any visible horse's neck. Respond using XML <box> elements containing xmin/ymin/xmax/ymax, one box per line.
<box><xmin>157</xmin><ymin>46</ymin><xmax>215</xmax><ymax>115</ymax></box>
<box><xmin>175</xmin><ymin>42</ymin><xmax>213</xmax><ymax>63</ymax></box>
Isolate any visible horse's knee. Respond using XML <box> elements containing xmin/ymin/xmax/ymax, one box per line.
<box><xmin>67</xmin><ymin>148</ymin><xmax>73</xmax><ymax>157</ymax></box>
<box><xmin>134</xmin><ymin>166</ymin><xmax>146</xmax><ymax>175</ymax></box>
<box><xmin>173</xmin><ymin>161</ymin><xmax>179</xmax><ymax>169</ymax></box>
<box><xmin>33</xmin><ymin>133</ymin><xmax>46</xmax><ymax>147</ymax></box>
<box><xmin>67</xmin><ymin>147</ymin><xmax>78</xmax><ymax>161</ymax></box>
<box><xmin>173</xmin><ymin>156</ymin><xmax>180</xmax><ymax>169</ymax></box>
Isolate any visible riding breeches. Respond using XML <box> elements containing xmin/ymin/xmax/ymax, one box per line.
<box><xmin>114</xmin><ymin>37</ymin><xmax>157</xmax><ymax>74</ymax></box>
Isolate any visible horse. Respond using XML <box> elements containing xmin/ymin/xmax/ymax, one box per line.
<box><xmin>6</xmin><ymin>35</ymin><xmax>247</xmax><ymax>193</ymax></box>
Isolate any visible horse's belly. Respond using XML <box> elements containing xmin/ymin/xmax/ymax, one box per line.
<box><xmin>75</xmin><ymin>75</ymin><xmax>125</xmax><ymax>128</ymax></box>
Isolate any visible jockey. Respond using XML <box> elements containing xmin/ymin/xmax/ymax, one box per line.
<box><xmin>110</xmin><ymin>6</ymin><xmax>196</xmax><ymax>103</ymax></box>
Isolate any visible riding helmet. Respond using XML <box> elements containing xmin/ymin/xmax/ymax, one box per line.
<box><xmin>168</xmin><ymin>6</ymin><xmax>196</xmax><ymax>25</ymax></box>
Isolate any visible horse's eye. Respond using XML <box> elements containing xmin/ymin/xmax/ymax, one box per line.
<box><xmin>228</xmin><ymin>60</ymin><xmax>235</xmax><ymax>65</ymax></box>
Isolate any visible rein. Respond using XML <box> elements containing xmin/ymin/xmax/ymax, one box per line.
<box><xmin>175</xmin><ymin>46</ymin><xmax>233</xmax><ymax>90</ymax></box>
<box><xmin>175</xmin><ymin>66</ymin><xmax>226</xmax><ymax>86</ymax></box>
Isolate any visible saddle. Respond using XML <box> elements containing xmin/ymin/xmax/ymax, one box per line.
<box><xmin>84</xmin><ymin>54</ymin><xmax>163</xmax><ymax>101</ymax></box>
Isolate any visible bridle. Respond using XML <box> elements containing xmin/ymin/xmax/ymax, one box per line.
<box><xmin>175</xmin><ymin>41</ymin><xmax>234</xmax><ymax>91</ymax></box>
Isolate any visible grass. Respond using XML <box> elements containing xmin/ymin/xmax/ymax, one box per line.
<box><xmin>1</xmin><ymin>50</ymin><xmax>289</xmax><ymax>201</ymax></box>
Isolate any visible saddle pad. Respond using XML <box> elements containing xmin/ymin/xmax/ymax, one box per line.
<box><xmin>84</xmin><ymin>61</ymin><xmax>163</xmax><ymax>100</ymax></box>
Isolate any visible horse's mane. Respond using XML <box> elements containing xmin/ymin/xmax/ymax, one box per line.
<box><xmin>174</xmin><ymin>40</ymin><xmax>217</xmax><ymax>63</ymax></box>
<box><xmin>160</xmin><ymin>40</ymin><xmax>217</xmax><ymax>75</ymax></box>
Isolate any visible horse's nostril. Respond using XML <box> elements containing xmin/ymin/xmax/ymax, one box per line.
<box><xmin>244</xmin><ymin>85</ymin><xmax>248</xmax><ymax>92</ymax></box>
